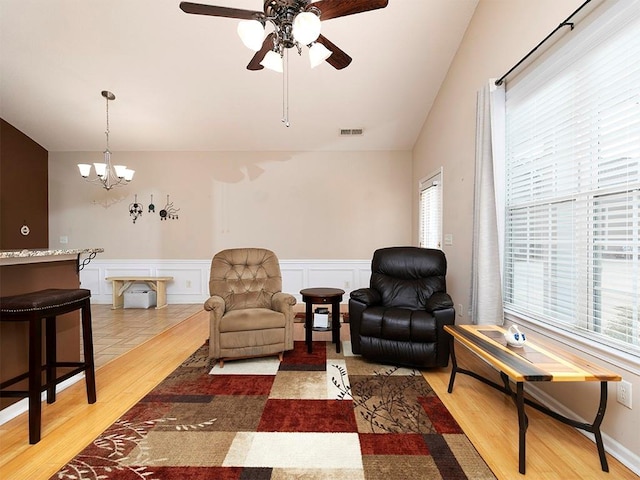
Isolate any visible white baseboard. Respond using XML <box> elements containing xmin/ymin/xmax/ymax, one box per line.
<box><xmin>80</xmin><ymin>258</ymin><xmax>371</xmax><ymax>306</ymax></box>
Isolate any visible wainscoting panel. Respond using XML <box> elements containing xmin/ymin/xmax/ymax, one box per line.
<box><xmin>81</xmin><ymin>259</ymin><xmax>371</xmax><ymax>306</ymax></box>
<box><xmin>78</xmin><ymin>265</ymin><xmax>102</xmax><ymax>296</ymax></box>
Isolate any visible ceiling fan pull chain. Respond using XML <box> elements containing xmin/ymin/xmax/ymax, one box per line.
<box><xmin>282</xmin><ymin>49</ymin><xmax>290</xmax><ymax>127</ymax></box>
<box><xmin>281</xmin><ymin>52</ymin><xmax>285</xmax><ymax>124</ymax></box>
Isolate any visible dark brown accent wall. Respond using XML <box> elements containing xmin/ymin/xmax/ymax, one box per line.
<box><xmin>0</xmin><ymin>118</ymin><xmax>49</xmax><ymax>249</ymax></box>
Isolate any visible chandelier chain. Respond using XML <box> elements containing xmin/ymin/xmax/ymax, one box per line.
<box><xmin>105</xmin><ymin>93</ymin><xmax>110</xmax><ymax>151</ymax></box>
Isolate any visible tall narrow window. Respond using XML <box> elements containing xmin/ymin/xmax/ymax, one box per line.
<box><xmin>419</xmin><ymin>170</ymin><xmax>442</xmax><ymax>249</ymax></box>
<box><xmin>503</xmin><ymin>2</ymin><xmax>640</xmax><ymax>354</ymax></box>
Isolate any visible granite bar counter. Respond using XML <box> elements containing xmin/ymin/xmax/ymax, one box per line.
<box><xmin>0</xmin><ymin>247</ymin><xmax>103</xmax><ymax>410</ymax></box>
<box><xmin>0</xmin><ymin>247</ymin><xmax>104</xmax><ymax>265</ymax></box>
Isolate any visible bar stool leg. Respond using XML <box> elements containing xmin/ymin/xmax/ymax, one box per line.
<box><xmin>45</xmin><ymin>316</ymin><xmax>57</xmax><ymax>403</ymax></box>
<box><xmin>28</xmin><ymin>315</ymin><xmax>42</xmax><ymax>444</ymax></box>
<box><xmin>81</xmin><ymin>299</ymin><xmax>97</xmax><ymax>404</ymax></box>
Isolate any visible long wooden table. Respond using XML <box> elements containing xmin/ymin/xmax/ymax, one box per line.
<box><xmin>444</xmin><ymin>324</ymin><xmax>622</xmax><ymax>475</ymax></box>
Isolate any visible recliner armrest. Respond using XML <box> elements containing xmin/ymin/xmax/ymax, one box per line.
<box><xmin>350</xmin><ymin>288</ymin><xmax>381</xmax><ymax>306</ymax></box>
<box><xmin>204</xmin><ymin>295</ymin><xmax>226</xmax><ymax>317</ymax></box>
<box><xmin>272</xmin><ymin>292</ymin><xmax>297</xmax><ymax>314</ymax></box>
<box><xmin>425</xmin><ymin>292</ymin><xmax>454</xmax><ymax>312</ymax></box>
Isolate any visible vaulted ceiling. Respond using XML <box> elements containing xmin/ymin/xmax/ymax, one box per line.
<box><xmin>0</xmin><ymin>0</ymin><xmax>478</xmax><ymax>152</ymax></box>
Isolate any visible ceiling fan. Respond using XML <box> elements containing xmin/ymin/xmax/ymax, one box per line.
<box><xmin>179</xmin><ymin>0</ymin><xmax>389</xmax><ymax>72</ymax></box>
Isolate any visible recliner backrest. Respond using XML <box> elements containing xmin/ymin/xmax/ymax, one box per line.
<box><xmin>209</xmin><ymin>248</ymin><xmax>283</xmax><ymax>311</ymax></box>
<box><xmin>370</xmin><ymin>246</ymin><xmax>447</xmax><ymax>309</ymax></box>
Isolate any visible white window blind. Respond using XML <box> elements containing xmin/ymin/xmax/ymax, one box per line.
<box><xmin>504</xmin><ymin>1</ymin><xmax>640</xmax><ymax>354</ymax></box>
<box><xmin>419</xmin><ymin>170</ymin><xmax>442</xmax><ymax>249</ymax></box>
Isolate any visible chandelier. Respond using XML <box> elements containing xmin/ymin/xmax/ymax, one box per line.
<box><xmin>237</xmin><ymin>5</ymin><xmax>331</xmax><ymax>72</ymax></box>
<box><xmin>78</xmin><ymin>91</ymin><xmax>134</xmax><ymax>191</ymax></box>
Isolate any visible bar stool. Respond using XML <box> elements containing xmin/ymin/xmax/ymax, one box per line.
<box><xmin>0</xmin><ymin>288</ymin><xmax>96</xmax><ymax>444</ymax></box>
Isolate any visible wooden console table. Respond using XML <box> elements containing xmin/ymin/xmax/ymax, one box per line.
<box><xmin>106</xmin><ymin>276</ymin><xmax>173</xmax><ymax>310</ymax></box>
<box><xmin>444</xmin><ymin>324</ymin><xmax>621</xmax><ymax>475</ymax></box>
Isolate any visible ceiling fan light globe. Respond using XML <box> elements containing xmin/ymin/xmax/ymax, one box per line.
<box><xmin>309</xmin><ymin>42</ymin><xmax>332</xmax><ymax>68</ymax></box>
<box><xmin>260</xmin><ymin>50</ymin><xmax>283</xmax><ymax>73</ymax></box>
<box><xmin>292</xmin><ymin>11</ymin><xmax>321</xmax><ymax>45</ymax></box>
<box><xmin>237</xmin><ymin>20</ymin><xmax>264</xmax><ymax>51</ymax></box>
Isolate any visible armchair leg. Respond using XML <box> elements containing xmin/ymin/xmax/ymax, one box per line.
<box><xmin>278</xmin><ymin>352</ymin><xmax>283</xmax><ymax>362</ymax></box>
<box><xmin>219</xmin><ymin>359</ymin><xmax>224</xmax><ymax>368</ymax></box>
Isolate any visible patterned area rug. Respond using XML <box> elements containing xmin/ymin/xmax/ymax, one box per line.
<box><xmin>50</xmin><ymin>341</ymin><xmax>495</xmax><ymax>479</ymax></box>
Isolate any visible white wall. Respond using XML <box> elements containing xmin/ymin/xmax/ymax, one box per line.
<box><xmin>49</xmin><ymin>150</ymin><xmax>412</xmax><ymax>259</ymax></box>
<box><xmin>413</xmin><ymin>0</ymin><xmax>639</xmax><ymax>472</ymax></box>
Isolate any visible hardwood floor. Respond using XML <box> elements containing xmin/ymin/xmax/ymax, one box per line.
<box><xmin>0</xmin><ymin>307</ymin><xmax>637</xmax><ymax>480</ymax></box>
<box><xmin>423</xmin><ymin>349</ymin><xmax>638</xmax><ymax>479</ymax></box>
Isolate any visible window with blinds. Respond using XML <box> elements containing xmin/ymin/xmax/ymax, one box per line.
<box><xmin>419</xmin><ymin>170</ymin><xmax>442</xmax><ymax>249</ymax></box>
<box><xmin>504</xmin><ymin>2</ymin><xmax>640</xmax><ymax>354</ymax></box>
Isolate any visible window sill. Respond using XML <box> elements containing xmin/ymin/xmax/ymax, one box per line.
<box><xmin>504</xmin><ymin>310</ymin><xmax>640</xmax><ymax>376</ymax></box>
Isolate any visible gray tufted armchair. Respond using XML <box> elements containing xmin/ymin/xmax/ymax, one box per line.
<box><xmin>204</xmin><ymin>248</ymin><xmax>297</xmax><ymax>366</ymax></box>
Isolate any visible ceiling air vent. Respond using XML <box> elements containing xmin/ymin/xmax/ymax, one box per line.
<box><xmin>340</xmin><ymin>128</ymin><xmax>364</xmax><ymax>136</ymax></box>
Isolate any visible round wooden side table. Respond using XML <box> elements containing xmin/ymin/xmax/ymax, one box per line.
<box><xmin>300</xmin><ymin>287</ymin><xmax>345</xmax><ymax>354</ymax></box>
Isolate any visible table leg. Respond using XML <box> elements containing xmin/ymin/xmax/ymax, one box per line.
<box><xmin>594</xmin><ymin>382</ymin><xmax>610</xmax><ymax>472</ymax></box>
<box><xmin>111</xmin><ymin>280</ymin><xmax>125</xmax><ymax>309</ymax></box>
<box><xmin>154</xmin><ymin>281</ymin><xmax>168</xmax><ymax>309</ymax></box>
<box><xmin>305</xmin><ymin>301</ymin><xmax>313</xmax><ymax>353</ymax></box>
<box><xmin>332</xmin><ymin>300</ymin><xmax>341</xmax><ymax>353</ymax></box>
<box><xmin>447</xmin><ymin>336</ymin><xmax>458</xmax><ymax>393</ymax></box>
<box><xmin>516</xmin><ymin>381</ymin><xmax>527</xmax><ymax>474</ymax></box>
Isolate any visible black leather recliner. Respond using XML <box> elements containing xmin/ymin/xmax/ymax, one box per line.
<box><xmin>349</xmin><ymin>246</ymin><xmax>455</xmax><ymax>368</ymax></box>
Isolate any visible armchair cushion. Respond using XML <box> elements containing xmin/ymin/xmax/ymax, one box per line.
<box><xmin>360</xmin><ymin>308</ymin><xmax>438</xmax><ymax>343</ymax></box>
<box><xmin>219</xmin><ymin>308</ymin><xmax>286</xmax><ymax>333</ymax></box>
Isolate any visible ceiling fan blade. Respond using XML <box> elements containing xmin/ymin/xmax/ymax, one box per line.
<box><xmin>316</xmin><ymin>35</ymin><xmax>352</xmax><ymax>70</ymax></box>
<box><xmin>308</xmin><ymin>0</ymin><xmax>388</xmax><ymax>21</ymax></box>
<box><xmin>179</xmin><ymin>2</ymin><xmax>264</xmax><ymax>21</ymax></box>
<box><xmin>247</xmin><ymin>33</ymin><xmax>275</xmax><ymax>71</ymax></box>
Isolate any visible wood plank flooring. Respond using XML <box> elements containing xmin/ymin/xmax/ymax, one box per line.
<box><xmin>0</xmin><ymin>307</ymin><xmax>637</xmax><ymax>480</ymax></box>
<box><xmin>423</xmin><ymin>347</ymin><xmax>638</xmax><ymax>479</ymax></box>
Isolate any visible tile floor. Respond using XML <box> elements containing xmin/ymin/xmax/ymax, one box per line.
<box><xmin>90</xmin><ymin>303</ymin><xmax>204</xmax><ymax>368</ymax></box>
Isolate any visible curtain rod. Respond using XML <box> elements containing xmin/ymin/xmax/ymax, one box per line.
<box><xmin>495</xmin><ymin>0</ymin><xmax>593</xmax><ymax>86</ymax></box>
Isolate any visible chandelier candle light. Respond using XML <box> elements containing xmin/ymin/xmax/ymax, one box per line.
<box><xmin>78</xmin><ymin>91</ymin><xmax>134</xmax><ymax>191</ymax></box>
